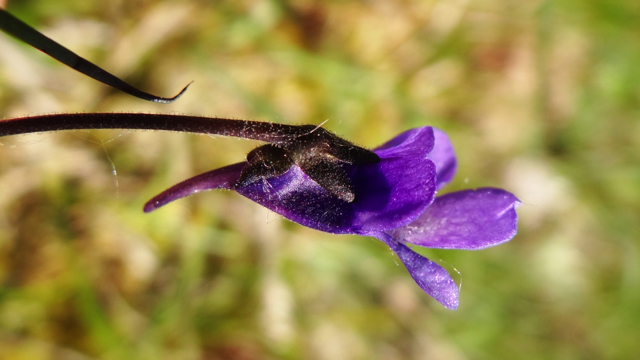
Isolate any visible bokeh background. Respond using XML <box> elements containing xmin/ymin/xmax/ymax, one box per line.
<box><xmin>1</xmin><ymin>0</ymin><xmax>639</xmax><ymax>359</ymax></box>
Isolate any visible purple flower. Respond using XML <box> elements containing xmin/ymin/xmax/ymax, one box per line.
<box><xmin>0</xmin><ymin>109</ymin><xmax>519</xmax><ymax>309</ymax></box>
<box><xmin>144</xmin><ymin>126</ymin><xmax>520</xmax><ymax>310</ymax></box>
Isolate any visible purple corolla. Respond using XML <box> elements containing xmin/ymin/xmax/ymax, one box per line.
<box><xmin>144</xmin><ymin>126</ymin><xmax>520</xmax><ymax>310</ymax></box>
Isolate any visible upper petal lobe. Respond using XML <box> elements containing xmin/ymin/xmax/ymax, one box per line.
<box><xmin>428</xmin><ymin>128</ymin><xmax>457</xmax><ymax>189</ymax></box>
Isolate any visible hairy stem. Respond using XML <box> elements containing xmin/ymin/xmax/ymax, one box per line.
<box><xmin>0</xmin><ymin>113</ymin><xmax>309</xmax><ymax>143</ymax></box>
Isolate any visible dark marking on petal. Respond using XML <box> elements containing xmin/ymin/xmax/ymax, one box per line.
<box><xmin>235</xmin><ymin>144</ymin><xmax>293</xmax><ymax>188</ymax></box>
<box><xmin>299</xmin><ymin>157</ymin><xmax>355</xmax><ymax>203</ymax></box>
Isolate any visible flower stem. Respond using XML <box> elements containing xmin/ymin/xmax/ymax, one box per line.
<box><xmin>0</xmin><ymin>113</ymin><xmax>309</xmax><ymax>143</ymax></box>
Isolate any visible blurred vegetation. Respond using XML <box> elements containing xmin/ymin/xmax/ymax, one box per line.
<box><xmin>1</xmin><ymin>0</ymin><xmax>639</xmax><ymax>359</ymax></box>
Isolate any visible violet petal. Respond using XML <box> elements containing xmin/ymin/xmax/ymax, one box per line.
<box><xmin>428</xmin><ymin>128</ymin><xmax>457</xmax><ymax>190</ymax></box>
<box><xmin>235</xmin><ymin>127</ymin><xmax>437</xmax><ymax>233</ymax></box>
<box><xmin>373</xmin><ymin>126</ymin><xmax>435</xmax><ymax>159</ymax></box>
<box><xmin>144</xmin><ymin>162</ymin><xmax>245</xmax><ymax>212</ymax></box>
<box><xmin>390</xmin><ymin>188</ymin><xmax>521</xmax><ymax>250</ymax></box>
<box><xmin>352</xmin><ymin>127</ymin><xmax>437</xmax><ymax>231</ymax></box>
<box><xmin>373</xmin><ymin>232</ymin><xmax>459</xmax><ymax>310</ymax></box>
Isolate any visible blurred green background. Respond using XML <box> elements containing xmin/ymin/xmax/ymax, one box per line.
<box><xmin>1</xmin><ymin>0</ymin><xmax>639</xmax><ymax>359</ymax></box>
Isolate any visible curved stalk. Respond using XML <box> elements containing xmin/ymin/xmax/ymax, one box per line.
<box><xmin>0</xmin><ymin>113</ymin><xmax>310</xmax><ymax>143</ymax></box>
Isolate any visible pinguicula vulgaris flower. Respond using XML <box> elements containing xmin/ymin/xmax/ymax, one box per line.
<box><xmin>0</xmin><ymin>113</ymin><xmax>520</xmax><ymax>310</ymax></box>
<box><xmin>0</xmin><ymin>8</ymin><xmax>520</xmax><ymax>309</ymax></box>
